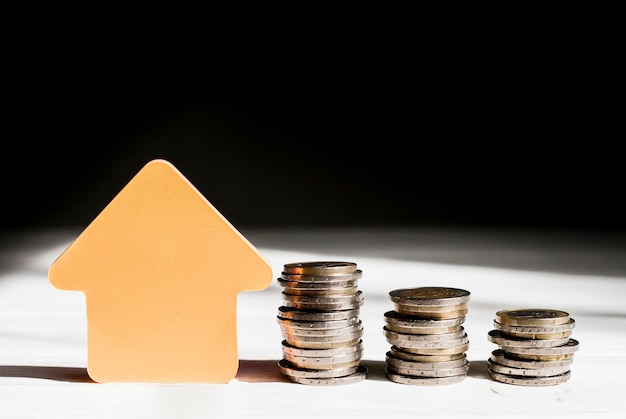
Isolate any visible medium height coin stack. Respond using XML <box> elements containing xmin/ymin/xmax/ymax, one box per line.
<box><xmin>383</xmin><ymin>287</ymin><xmax>471</xmax><ymax>385</ymax></box>
<box><xmin>487</xmin><ymin>308</ymin><xmax>579</xmax><ymax>386</ymax></box>
<box><xmin>276</xmin><ymin>261</ymin><xmax>367</xmax><ymax>385</ymax></box>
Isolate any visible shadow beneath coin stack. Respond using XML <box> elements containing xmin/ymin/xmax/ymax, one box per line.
<box><xmin>236</xmin><ymin>359</ymin><xmax>291</xmax><ymax>383</ymax></box>
<box><xmin>468</xmin><ymin>360</ymin><xmax>491</xmax><ymax>380</ymax></box>
<box><xmin>359</xmin><ymin>359</ymin><xmax>387</xmax><ymax>382</ymax></box>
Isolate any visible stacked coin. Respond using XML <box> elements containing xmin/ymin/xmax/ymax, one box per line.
<box><xmin>276</xmin><ymin>261</ymin><xmax>367</xmax><ymax>385</ymax></box>
<box><xmin>383</xmin><ymin>286</ymin><xmax>471</xmax><ymax>385</ymax></box>
<box><xmin>487</xmin><ymin>308</ymin><xmax>579</xmax><ymax>386</ymax></box>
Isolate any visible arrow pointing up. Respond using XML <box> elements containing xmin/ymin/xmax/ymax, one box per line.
<box><xmin>48</xmin><ymin>159</ymin><xmax>273</xmax><ymax>383</ymax></box>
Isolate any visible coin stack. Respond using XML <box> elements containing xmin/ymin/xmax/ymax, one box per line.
<box><xmin>383</xmin><ymin>286</ymin><xmax>471</xmax><ymax>385</ymax></box>
<box><xmin>276</xmin><ymin>261</ymin><xmax>367</xmax><ymax>385</ymax></box>
<box><xmin>487</xmin><ymin>308</ymin><xmax>579</xmax><ymax>386</ymax></box>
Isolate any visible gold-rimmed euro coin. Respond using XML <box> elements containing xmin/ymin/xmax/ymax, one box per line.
<box><xmin>495</xmin><ymin>308</ymin><xmax>570</xmax><ymax>326</ymax></box>
<box><xmin>283</xmin><ymin>351</ymin><xmax>363</xmax><ymax>370</ymax></box>
<box><xmin>286</xmin><ymin>336</ymin><xmax>363</xmax><ymax>350</ymax></box>
<box><xmin>281</xmin><ymin>270</ymin><xmax>363</xmax><ymax>283</ymax></box>
<box><xmin>385</xmin><ymin>311</ymin><xmax>465</xmax><ymax>327</ymax></box>
<box><xmin>286</xmin><ymin>357</ymin><xmax>362</xmax><ymax>371</ymax></box>
<box><xmin>487</xmin><ymin>329</ymin><xmax>571</xmax><ymax>348</ymax></box>
<box><xmin>277</xmin><ymin>306</ymin><xmax>360</xmax><ymax>322</ymax></box>
<box><xmin>390</xmin><ymin>346</ymin><xmax>466</xmax><ymax>362</ymax></box>
<box><xmin>280</xmin><ymin>321</ymin><xmax>363</xmax><ymax>337</ymax></box>
<box><xmin>389</xmin><ymin>287</ymin><xmax>470</xmax><ymax>306</ymax></box>
<box><xmin>277</xmin><ymin>278</ymin><xmax>359</xmax><ymax>290</ymax></box>
<box><xmin>384</xmin><ymin>326</ymin><xmax>466</xmax><ymax>342</ymax></box>
<box><xmin>394</xmin><ymin>302</ymin><xmax>468</xmax><ymax>313</ymax></box>
<box><xmin>488</xmin><ymin>369</ymin><xmax>571</xmax><ymax>386</ymax></box>
<box><xmin>395</xmin><ymin>306</ymin><xmax>468</xmax><ymax>319</ymax></box>
<box><xmin>288</xmin><ymin>365</ymin><xmax>367</xmax><ymax>386</ymax></box>
<box><xmin>386</xmin><ymin>352</ymin><xmax>468</xmax><ymax>370</ymax></box>
<box><xmin>281</xmin><ymin>339</ymin><xmax>363</xmax><ymax>357</ymax></box>
<box><xmin>399</xmin><ymin>342</ymin><xmax>470</xmax><ymax>355</ymax></box>
<box><xmin>278</xmin><ymin>359</ymin><xmax>358</xmax><ymax>379</ymax></box>
<box><xmin>283</xmin><ymin>261</ymin><xmax>357</xmax><ymax>276</ymax></box>
<box><xmin>490</xmin><ymin>349</ymin><xmax>574</xmax><ymax>369</ymax></box>
<box><xmin>493</xmin><ymin>318</ymin><xmax>575</xmax><ymax>334</ymax></box>
<box><xmin>385</xmin><ymin>369</ymin><xmax>467</xmax><ymax>386</ymax></box>
<box><xmin>500</xmin><ymin>338</ymin><xmax>579</xmax><ymax>358</ymax></box>
<box><xmin>505</xmin><ymin>330</ymin><xmax>572</xmax><ymax>340</ymax></box>
<box><xmin>277</xmin><ymin>317</ymin><xmax>360</xmax><ymax>330</ymax></box>
<box><xmin>487</xmin><ymin>359</ymin><xmax>570</xmax><ymax>377</ymax></box>
<box><xmin>280</xmin><ymin>285</ymin><xmax>360</xmax><ymax>297</ymax></box>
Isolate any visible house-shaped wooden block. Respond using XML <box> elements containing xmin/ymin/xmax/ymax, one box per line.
<box><xmin>48</xmin><ymin>159</ymin><xmax>273</xmax><ymax>383</ymax></box>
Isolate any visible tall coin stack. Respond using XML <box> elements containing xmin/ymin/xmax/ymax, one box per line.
<box><xmin>276</xmin><ymin>261</ymin><xmax>367</xmax><ymax>385</ymax></box>
<box><xmin>383</xmin><ymin>287</ymin><xmax>471</xmax><ymax>385</ymax></box>
<box><xmin>487</xmin><ymin>308</ymin><xmax>579</xmax><ymax>386</ymax></box>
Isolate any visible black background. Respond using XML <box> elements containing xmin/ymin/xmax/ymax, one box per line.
<box><xmin>3</xmin><ymin>35</ymin><xmax>623</xmax><ymax>235</ymax></box>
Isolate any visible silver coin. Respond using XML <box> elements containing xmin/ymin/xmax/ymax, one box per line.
<box><xmin>281</xmin><ymin>270</ymin><xmax>363</xmax><ymax>283</ymax></box>
<box><xmin>390</xmin><ymin>346</ymin><xmax>467</xmax><ymax>362</ymax></box>
<box><xmin>285</xmin><ymin>336</ymin><xmax>363</xmax><ymax>350</ymax></box>
<box><xmin>490</xmin><ymin>349</ymin><xmax>574</xmax><ymax>369</ymax></box>
<box><xmin>283</xmin><ymin>350</ymin><xmax>363</xmax><ymax>369</ymax></box>
<box><xmin>398</xmin><ymin>342</ymin><xmax>470</xmax><ymax>355</ymax></box>
<box><xmin>281</xmin><ymin>339</ymin><xmax>363</xmax><ymax>357</ymax></box>
<box><xmin>285</xmin><ymin>327</ymin><xmax>363</xmax><ymax>343</ymax></box>
<box><xmin>387</xmin><ymin>362</ymin><xmax>469</xmax><ymax>378</ymax></box>
<box><xmin>493</xmin><ymin>318</ymin><xmax>575</xmax><ymax>334</ymax></box>
<box><xmin>287</xmin><ymin>365</ymin><xmax>368</xmax><ymax>386</ymax></box>
<box><xmin>395</xmin><ymin>306</ymin><xmax>468</xmax><ymax>320</ymax></box>
<box><xmin>277</xmin><ymin>306</ymin><xmax>360</xmax><ymax>322</ymax></box>
<box><xmin>283</xmin><ymin>291</ymin><xmax>363</xmax><ymax>304</ymax></box>
<box><xmin>385</xmin><ymin>369</ymin><xmax>467</xmax><ymax>386</ymax></box>
<box><xmin>278</xmin><ymin>278</ymin><xmax>359</xmax><ymax>289</ymax></box>
<box><xmin>283</xmin><ymin>300</ymin><xmax>364</xmax><ymax>311</ymax></box>
<box><xmin>385</xmin><ymin>323</ymin><xmax>462</xmax><ymax>335</ymax></box>
<box><xmin>385</xmin><ymin>310</ymin><xmax>465</xmax><ymax>328</ymax></box>
<box><xmin>500</xmin><ymin>338</ymin><xmax>580</xmax><ymax>356</ymax></box>
<box><xmin>385</xmin><ymin>329</ymin><xmax>469</xmax><ymax>349</ymax></box>
<box><xmin>386</xmin><ymin>351</ymin><xmax>468</xmax><ymax>370</ymax></box>
<box><xmin>487</xmin><ymin>359</ymin><xmax>570</xmax><ymax>377</ymax></box>
<box><xmin>284</xmin><ymin>355</ymin><xmax>362</xmax><ymax>370</ymax></box>
<box><xmin>394</xmin><ymin>302</ymin><xmax>469</xmax><ymax>313</ymax></box>
<box><xmin>389</xmin><ymin>287</ymin><xmax>470</xmax><ymax>306</ymax></box>
<box><xmin>283</xmin><ymin>261</ymin><xmax>357</xmax><ymax>275</ymax></box>
<box><xmin>488</xmin><ymin>329</ymin><xmax>571</xmax><ymax>347</ymax></box>
<box><xmin>281</xmin><ymin>286</ymin><xmax>360</xmax><ymax>297</ymax></box>
<box><xmin>282</xmin><ymin>291</ymin><xmax>364</xmax><ymax>310</ymax></box>
<box><xmin>278</xmin><ymin>359</ymin><xmax>358</xmax><ymax>378</ymax></box>
<box><xmin>488</xmin><ymin>369</ymin><xmax>571</xmax><ymax>386</ymax></box>
<box><xmin>281</xmin><ymin>321</ymin><xmax>363</xmax><ymax>337</ymax></box>
<box><xmin>277</xmin><ymin>317</ymin><xmax>360</xmax><ymax>330</ymax></box>
<box><xmin>383</xmin><ymin>326</ymin><xmax>466</xmax><ymax>342</ymax></box>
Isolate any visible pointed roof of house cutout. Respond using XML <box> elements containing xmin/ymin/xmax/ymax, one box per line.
<box><xmin>48</xmin><ymin>159</ymin><xmax>273</xmax><ymax>383</ymax></box>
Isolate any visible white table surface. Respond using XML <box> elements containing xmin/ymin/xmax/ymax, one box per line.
<box><xmin>1</xmin><ymin>227</ymin><xmax>625</xmax><ymax>418</ymax></box>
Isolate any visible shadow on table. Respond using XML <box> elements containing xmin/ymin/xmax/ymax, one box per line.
<box><xmin>361</xmin><ymin>359</ymin><xmax>492</xmax><ymax>382</ymax></box>
<box><xmin>0</xmin><ymin>360</ymin><xmax>492</xmax><ymax>384</ymax></box>
<box><xmin>0</xmin><ymin>365</ymin><xmax>94</xmax><ymax>383</ymax></box>
<box><xmin>236</xmin><ymin>359</ymin><xmax>290</xmax><ymax>383</ymax></box>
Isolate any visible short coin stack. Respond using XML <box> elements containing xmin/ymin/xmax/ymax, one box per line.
<box><xmin>487</xmin><ymin>308</ymin><xmax>579</xmax><ymax>386</ymax></box>
<box><xmin>383</xmin><ymin>286</ymin><xmax>471</xmax><ymax>385</ymax></box>
<box><xmin>276</xmin><ymin>261</ymin><xmax>367</xmax><ymax>385</ymax></box>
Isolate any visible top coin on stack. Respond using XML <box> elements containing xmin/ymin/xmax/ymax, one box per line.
<box><xmin>389</xmin><ymin>287</ymin><xmax>470</xmax><ymax>319</ymax></box>
<box><xmin>277</xmin><ymin>261</ymin><xmax>367</xmax><ymax>385</ymax></box>
<box><xmin>487</xmin><ymin>308</ymin><xmax>579</xmax><ymax>386</ymax></box>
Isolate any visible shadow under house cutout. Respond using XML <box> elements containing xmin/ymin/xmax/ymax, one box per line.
<box><xmin>47</xmin><ymin>159</ymin><xmax>273</xmax><ymax>383</ymax></box>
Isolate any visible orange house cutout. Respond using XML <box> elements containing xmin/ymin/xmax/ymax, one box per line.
<box><xmin>48</xmin><ymin>159</ymin><xmax>273</xmax><ymax>383</ymax></box>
